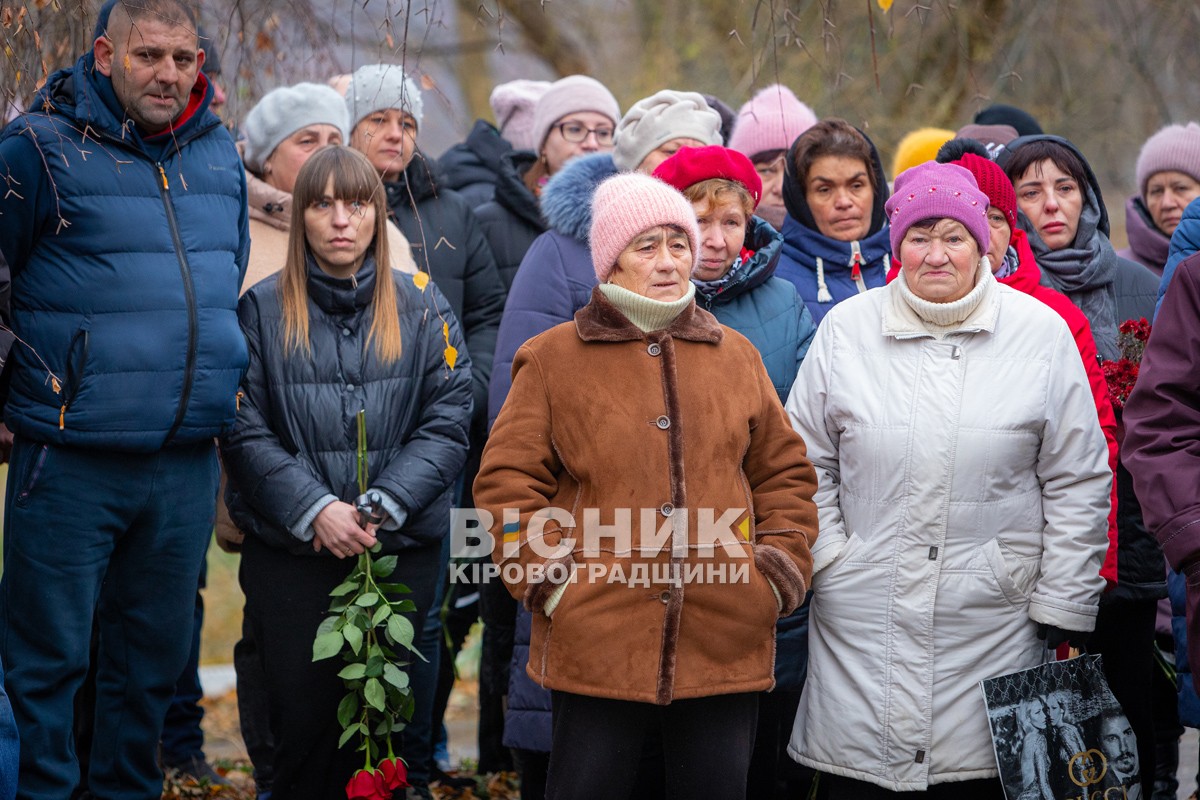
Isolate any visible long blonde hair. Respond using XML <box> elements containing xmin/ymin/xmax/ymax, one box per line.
<box><xmin>279</xmin><ymin>146</ymin><xmax>403</xmax><ymax>363</ymax></box>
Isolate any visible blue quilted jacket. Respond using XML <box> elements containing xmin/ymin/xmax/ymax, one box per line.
<box><xmin>694</xmin><ymin>216</ymin><xmax>815</xmax><ymax>403</ymax></box>
<box><xmin>0</xmin><ymin>53</ymin><xmax>249</xmax><ymax>450</ymax></box>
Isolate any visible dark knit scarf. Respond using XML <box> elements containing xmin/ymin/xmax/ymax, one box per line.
<box><xmin>1022</xmin><ymin>185</ymin><xmax>1119</xmax><ymax>361</ymax></box>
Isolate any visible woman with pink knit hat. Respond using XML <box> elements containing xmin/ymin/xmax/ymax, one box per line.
<box><xmin>476</xmin><ymin>172</ymin><xmax>818</xmax><ymax>800</ymax></box>
<box><xmin>1120</xmin><ymin>122</ymin><xmax>1200</xmax><ymax>274</ymax></box>
<box><xmin>475</xmin><ymin>74</ymin><xmax>621</xmax><ymax>290</ymax></box>
<box><xmin>786</xmin><ymin>161</ymin><xmax>1110</xmax><ymax>797</ymax></box>
<box><xmin>729</xmin><ymin>85</ymin><xmax>818</xmax><ymax>230</ymax></box>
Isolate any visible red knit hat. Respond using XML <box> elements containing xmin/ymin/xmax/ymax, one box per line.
<box><xmin>952</xmin><ymin>151</ymin><xmax>1017</xmax><ymax>231</ymax></box>
<box><xmin>652</xmin><ymin>145</ymin><xmax>763</xmax><ymax>209</ymax></box>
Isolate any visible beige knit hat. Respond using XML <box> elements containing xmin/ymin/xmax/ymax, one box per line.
<box><xmin>611</xmin><ymin>90</ymin><xmax>723</xmax><ymax>172</ymax></box>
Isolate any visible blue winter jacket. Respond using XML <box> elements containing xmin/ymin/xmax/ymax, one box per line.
<box><xmin>774</xmin><ymin>126</ymin><xmax>892</xmax><ymax>325</ymax></box>
<box><xmin>1156</xmin><ymin>196</ymin><xmax>1200</xmax><ymax>317</ymax></box>
<box><xmin>487</xmin><ymin>152</ymin><xmax>618</xmax><ymax>752</ymax></box>
<box><xmin>694</xmin><ymin>217</ymin><xmax>815</xmax><ymax>404</ymax></box>
<box><xmin>0</xmin><ymin>54</ymin><xmax>249</xmax><ymax>451</ymax></box>
<box><xmin>487</xmin><ymin>152</ymin><xmax>617</xmax><ymax>427</ymax></box>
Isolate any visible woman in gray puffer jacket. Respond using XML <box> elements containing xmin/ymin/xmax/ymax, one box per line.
<box><xmin>222</xmin><ymin>147</ymin><xmax>472</xmax><ymax>800</ymax></box>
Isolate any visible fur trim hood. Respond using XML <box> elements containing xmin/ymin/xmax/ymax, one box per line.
<box><xmin>539</xmin><ymin>152</ymin><xmax>619</xmax><ymax>243</ymax></box>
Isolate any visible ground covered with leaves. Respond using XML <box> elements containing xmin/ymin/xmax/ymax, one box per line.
<box><xmin>162</xmin><ymin>687</ymin><xmax>518</xmax><ymax>799</ymax></box>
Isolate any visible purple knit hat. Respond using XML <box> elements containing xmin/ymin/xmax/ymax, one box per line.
<box><xmin>728</xmin><ymin>84</ymin><xmax>817</xmax><ymax>159</ymax></box>
<box><xmin>1135</xmin><ymin>122</ymin><xmax>1200</xmax><ymax>196</ymax></box>
<box><xmin>885</xmin><ymin>162</ymin><xmax>990</xmax><ymax>256</ymax></box>
<box><xmin>589</xmin><ymin>174</ymin><xmax>700</xmax><ymax>282</ymax></box>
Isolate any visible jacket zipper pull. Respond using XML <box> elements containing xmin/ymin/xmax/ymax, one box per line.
<box><xmin>849</xmin><ymin>240</ymin><xmax>866</xmax><ymax>292</ymax></box>
<box><xmin>59</xmin><ymin>403</ymin><xmax>66</xmax><ymax>430</ymax></box>
<box><xmin>236</xmin><ymin>390</ymin><xmax>244</xmax><ymax>411</ymax></box>
<box><xmin>157</xmin><ymin>163</ymin><xmax>169</xmax><ymax>191</ymax></box>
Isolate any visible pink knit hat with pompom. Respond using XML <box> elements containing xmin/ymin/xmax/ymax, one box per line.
<box><xmin>589</xmin><ymin>173</ymin><xmax>700</xmax><ymax>282</ymax></box>
<box><xmin>728</xmin><ymin>84</ymin><xmax>817</xmax><ymax>159</ymax></box>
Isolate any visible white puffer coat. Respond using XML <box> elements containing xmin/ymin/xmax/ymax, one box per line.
<box><xmin>784</xmin><ymin>275</ymin><xmax>1111</xmax><ymax>790</ymax></box>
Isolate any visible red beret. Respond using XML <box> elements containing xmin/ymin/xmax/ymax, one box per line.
<box><xmin>652</xmin><ymin>145</ymin><xmax>763</xmax><ymax>209</ymax></box>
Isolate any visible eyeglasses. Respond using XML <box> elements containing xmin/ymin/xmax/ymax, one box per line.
<box><xmin>552</xmin><ymin>121</ymin><xmax>615</xmax><ymax>145</ymax></box>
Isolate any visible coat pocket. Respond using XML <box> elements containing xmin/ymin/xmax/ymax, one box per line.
<box><xmin>14</xmin><ymin>443</ymin><xmax>51</xmax><ymax>507</ymax></box>
<box><xmin>981</xmin><ymin>537</ymin><xmax>1038</xmax><ymax>608</ymax></box>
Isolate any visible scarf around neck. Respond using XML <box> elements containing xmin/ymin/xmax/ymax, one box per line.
<box><xmin>1022</xmin><ymin>185</ymin><xmax>1119</xmax><ymax>360</ymax></box>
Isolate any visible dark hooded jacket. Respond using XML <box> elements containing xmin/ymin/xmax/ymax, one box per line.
<box><xmin>385</xmin><ymin>153</ymin><xmax>505</xmax><ymax>432</ymax></box>
<box><xmin>998</xmin><ymin>136</ymin><xmax>1164</xmax><ymax>598</ymax></box>
<box><xmin>694</xmin><ymin>217</ymin><xmax>815</xmax><ymax>403</ymax></box>
<box><xmin>437</xmin><ymin>120</ymin><xmax>515</xmax><ymax>208</ymax></box>
<box><xmin>775</xmin><ymin>129</ymin><xmax>892</xmax><ymax>325</ymax></box>
<box><xmin>998</xmin><ymin>134</ymin><xmax>1155</xmax><ymax>362</ymax></box>
<box><xmin>221</xmin><ymin>256</ymin><xmax>472</xmax><ymax>556</ymax></box>
<box><xmin>0</xmin><ymin>52</ymin><xmax>249</xmax><ymax>451</ymax></box>
<box><xmin>473</xmin><ymin>151</ymin><xmax>547</xmax><ymax>292</ymax></box>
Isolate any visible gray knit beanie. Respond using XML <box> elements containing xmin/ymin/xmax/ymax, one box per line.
<box><xmin>612</xmin><ymin>90</ymin><xmax>723</xmax><ymax>172</ymax></box>
<box><xmin>529</xmin><ymin>75</ymin><xmax>620</xmax><ymax>153</ymax></box>
<box><xmin>243</xmin><ymin>83</ymin><xmax>350</xmax><ymax>173</ymax></box>
<box><xmin>345</xmin><ymin>63</ymin><xmax>424</xmax><ymax>131</ymax></box>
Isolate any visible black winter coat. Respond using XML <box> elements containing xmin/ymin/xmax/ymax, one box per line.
<box><xmin>221</xmin><ymin>256</ymin><xmax>473</xmax><ymax>556</ymax></box>
<box><xmin>436</xmin><ymin>120</ymin><xmax>514</xmax><ymax>208</ymax></box>
<box><xmin>474</xmin><ymin>151</ymin><xmax>547</xmax><ymax>292</ymax></box>
<box><xmin>385</xmin><ymin>153</ymin><xmax>506</xmax><ymax>432</ymax></box>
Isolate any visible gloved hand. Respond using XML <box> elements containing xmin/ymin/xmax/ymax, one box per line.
<box><xmin>1037</xmin><ymin>623</ymin><xmax>1089</xmax><ymax>650</ymax></box>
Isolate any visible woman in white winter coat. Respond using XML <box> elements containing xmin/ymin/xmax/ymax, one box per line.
<box><xmin>784</xmin><ymin>161</ymin><xmax>1111</xmax><ymax>798</ymax></box>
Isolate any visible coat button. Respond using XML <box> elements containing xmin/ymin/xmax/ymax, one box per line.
<box><xmin>659</xmin><ymin>590</ymin><xmax>671</xmax><ymax>603</ymax></box>
<box><xmin>660</xmin><ymin>503</ymin><xmax>674</xmax><ymax>516</ymax></box>
<box><xmin>647</xmin><ymin>343</ymin><xmax>662</xmax><ymax>356</ymax></box>
<box><xmin>656</xmin><ymin>416</ymin><xmax>670</xmax><ymax>430</ymax></box>
<box><xmin>346</xmin><ymin>383</ymin><xmax>355</xmax><ymax>391</ymax></box>
<box><xmin>342</xmin><ymin>327</ymin><xmax>352</xmax><ymax>336</ymax></box>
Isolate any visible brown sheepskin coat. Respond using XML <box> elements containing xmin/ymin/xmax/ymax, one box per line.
<box><xmin>474</xmin><ymin>287</ymin><xmax>818</xmax><ymax>705</ymax></box>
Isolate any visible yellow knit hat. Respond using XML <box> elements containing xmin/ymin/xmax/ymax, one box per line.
<box><xmin>891</xmin><ymin>128</ymin><xmax>955</xmax><ymax>181</ymax></box>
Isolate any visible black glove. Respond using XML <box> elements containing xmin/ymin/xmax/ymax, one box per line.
<box><xmin>1037</xmin><ymin>623</ymin><xmax>1089</xmax><ymax>650</ymax></box>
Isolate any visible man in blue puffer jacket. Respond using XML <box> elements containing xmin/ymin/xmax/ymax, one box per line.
<box><xmin>0</xmin><ymin>1</ymin><xmax>248</xmax><ymax>797</ymax></box>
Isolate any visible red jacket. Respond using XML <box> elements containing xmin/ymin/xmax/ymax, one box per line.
<box><xmin>887</xmin><ymin>229</ymin><xmax>1120</xmax><ymax>587</ymax></box>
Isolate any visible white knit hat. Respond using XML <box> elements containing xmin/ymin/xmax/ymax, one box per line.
<box><xmin>242</xmin><ymin>83</ymin><xmax>350</xmax><ymax>173</ymax></box>
<box><xmin>345</xmin><ymin>64</ymin><xmax>424</xmax><ymax>130</ymax></box>
<box><xmin>611</xmin><ymin>90</ymin><xmax>723</xmax><ymax>172</ymax></box>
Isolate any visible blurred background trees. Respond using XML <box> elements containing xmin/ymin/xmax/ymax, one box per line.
<box><xmin>3</xmin><ymin>0</ymin><xmax>1199</xmax><ymax>211</ymax></box>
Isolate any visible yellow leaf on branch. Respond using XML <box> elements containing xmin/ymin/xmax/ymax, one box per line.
<box><xmin>877</xmin><ymin>0</ymin><xmax>893</xmax><ymax>9</ymax></box>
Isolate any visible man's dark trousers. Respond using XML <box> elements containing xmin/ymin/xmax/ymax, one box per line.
<box><xmin>0</xmin><ymin>437</ymin><xmax>219</xmax><ymax>800</ymax></box>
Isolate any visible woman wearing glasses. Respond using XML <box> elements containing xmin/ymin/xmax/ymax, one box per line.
<box><xmin>475</xmin><ymin>75</ymin><xmax>621</xmax><ymax>291</ymax></box>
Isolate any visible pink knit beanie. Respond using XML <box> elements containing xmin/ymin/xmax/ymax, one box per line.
<box><xmin>489</xmin><ymin>79</ymin><xmax>552</xmax><ymax>151</ymax></box>
<box><xmin>885</xmin><ymin>162</ymin><xmax>990</xmax><ymax>256</ymax></box>
<box><xmin>1135</xmin><ymin>122</ymin><xmax>1200</xmax><ymax>197</ymax></box>
<box><xmin>589</xmin><ymin>174</ymin><xmax>700</xmax><ymax>282</ymax></box>
<box><xmin>529</xmin><ymin>75</ymin><xmax>621</xmax><ymax>154</ymax></box>
<box><xmin>728</xmin><ymin>84</ymin><xmax>817</xmax><ymax>159</ymax></box>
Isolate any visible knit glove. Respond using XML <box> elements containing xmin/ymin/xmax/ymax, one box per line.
<box><xmin>1037</xmin><ymin>623</ymin><xmax>1089</xmax><ymax>650</ymax></box>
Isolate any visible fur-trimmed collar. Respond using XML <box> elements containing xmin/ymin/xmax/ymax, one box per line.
<box><xmin>540</xmin><ymin>153</ymin><xmax>619</xmax><ymax>242</ymax></box>
<box><xmin>574</xmin><ymin>286</ymin><xmax>724</xmax><ymax>344</ymax></box>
